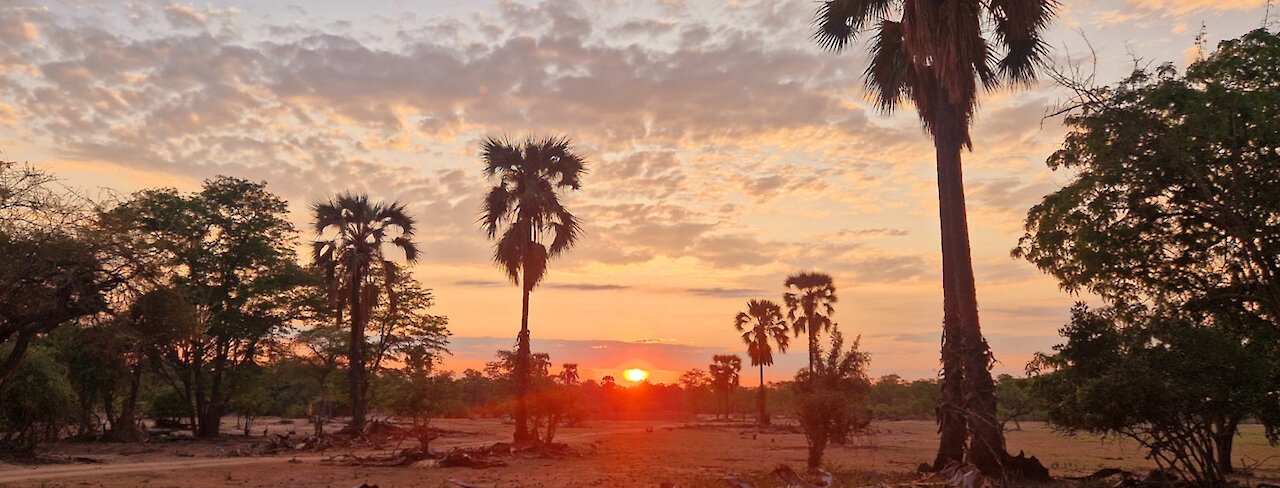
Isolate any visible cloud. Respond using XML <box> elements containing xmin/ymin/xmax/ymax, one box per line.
<box><xmin>0</xmin><ymin>21</ymin><xmax>37</xmax><ymax>42</ymax></box>
<box><xmin>835</xmin><ymin>227</ymin><xmax>910</xmax><ymax>238</ymax></box>
<box><xmin>453</xmin><ymin>279</ymin><xmax>507</xmax><ymax>287</ymax></box>
<box><xmin>0</xmin><ymin>103</ymin><xmax>16</xmax><ymax>127</ymax></box>
<box><xmin>966</xmin><ymin>176</ymin><xmax>1059</xmax><ymax>217</ymax></box>
<box><xmin>163</xmin><ymin>5</ymin><xmax>206</xmax><ymax>30</ymax></box>
<box><xmin>1127</xmin><ymin>0</ymin><xmax>1267</xmax><ymax>14</ymax></box>
<box><xmin>683</xmin><ymin>287</ymin><xmax>765</xmax><ymax>298</ymax></box>
<box><xmin>545</xmin><ymin>283</ymin><xmax>630</xmax><ymax>291</ymax></box>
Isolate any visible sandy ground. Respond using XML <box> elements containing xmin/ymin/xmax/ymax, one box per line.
<box><xmin>2</xmin><ymin>418</ymin><xmax>1278</xmax><ymax>487</ymax></box>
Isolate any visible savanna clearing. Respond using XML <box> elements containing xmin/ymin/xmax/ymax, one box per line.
<box><xmin>3</xmin><ymin>418</ymin><xmax>1278</xmax><ymax>487</ymax></box>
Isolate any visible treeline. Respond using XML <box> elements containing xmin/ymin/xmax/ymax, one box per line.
<box><xmin>0</xmin><ymin>160</ymin><xmax>1041</xmax><ymax>452</ymax></box>
<box><xmin>0</xmin><ymin>167</ymin><xmax>450</xmax><ymax>448</ymax></box>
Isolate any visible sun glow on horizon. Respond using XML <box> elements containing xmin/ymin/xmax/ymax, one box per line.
<box><xmin>623</xmin><ymin>368</ymin><xmax>649</xmax><ymax>382</ymax></box>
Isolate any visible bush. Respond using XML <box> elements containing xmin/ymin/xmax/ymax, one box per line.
<box><xmin>1030</xmin><ymin>305</ymin><xmax>1280</xmax><ymax>485</ymax></box>
<box><xmin>792</xmin><ymin>329</ymin><xmax>872</xmax><ymax>470</ymax></box>
<box><xmin>0</xmin><ymin>345</ymin><xmax>76</xmax><ymax>450</ymax></box>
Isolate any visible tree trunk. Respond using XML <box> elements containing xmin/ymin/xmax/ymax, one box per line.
<box><xmin>348</xmin><ymin>269</ymin><xmax>367</xmax><ymax>433</ymax></box>
<box><xmin>193</xmin><ymin>350</ymin><xmax>208</xmax><ymax>437</ymax></box>
<box><xmin>110</xmin><ymin>365</ymin><xmax>143</xmax><ymax>441</ymax></box>
<box><xmin>933</xmin><ymin>102</ymin><xmax>1006</xmax><ymax>477</ymax></box>
<box><xmin>757</xmin><ymin>364</ymin><xmax>768</xmax><ymax>426</ymax></box>
<box><xmin>808</xmin><ymin>439</ymin><xmax>825</xmax><ymax>470</ymax></box>
<box><xmin>76</xmin><ymin>389</ymin><xmax>95</xmax><ymax>437</ymax></box>
<box><xmin>1215</xmin><ymin>416</ymin><xmax>1239</xmax><ymax>474</ymax></box>
<box><xmin>198</xmin><ymin>340</ymin><xmax>228</xmax><ymax>438</ymax></box>
<box><xmin>808</xmin><ymin>315</ymin><xmax>818</xmax><ymax>375</ymax></box>
<box><xmin>0</xmin><ymin>333</ymin><xmax>33</xmax><ymax>393</ymax></box>
<box><xmin>513</xmin><ymin>285</ymin><xmax>532</xmax><ymax>444</ymax></box>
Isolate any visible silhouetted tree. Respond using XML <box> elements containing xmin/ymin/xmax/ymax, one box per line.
<box><xmin>735</xmin><ymin>299</ymin><xmax>789</xmax><ymax>425</ymax></box>
<box><xmin>311</xmin><ymin>193</ymin><xmax>419</xmax><ymax>433</ymax></box>
<box><xmin>479</xmin><ymin>135</ymin><xmax>586</xmax><ymax>443</ymax></box>
<box><xmin>709</xmin><ymin>355</ymin><xmax>742</xmax><ymax>419</ymax></box>
<box><xmin>0</xmin><ymin>232</ymin><xmax>106</xmax><ymax>391</ymax></box>
<box><xmin>813</xmin><ymin>0</ymin><xmax>1057</xmax><ymax>473</ymax></box>
<box><xmin>0</xmin><ymin>162</ymin><xmax>105</xmax><ymax>392</ymax></box>
<box><xmin>784</xmin><ymin>271</ymin><xmax>837</xmax><ymax>375</ymax></box>
<box><xmin>99</xmin><ymin>177</ymin><xmax>300</xmax><ymax>437</ymax></box>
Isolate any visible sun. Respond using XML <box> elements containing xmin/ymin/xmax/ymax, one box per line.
<box><xmin>623</xmin><ymin>368</ymin><xmax>649</xmax><ymax>382</ymax></box>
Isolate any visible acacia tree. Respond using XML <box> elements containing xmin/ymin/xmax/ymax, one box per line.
<box><xmin>734</xmin><ymin>299</ymin><xmax>789</xmax><ymax>426</ymax></box>
<box><xmin>312</xmin><ymin>193</ymin><xmax>419</xmax><ymax>433</ymax></box>
<box><xmin>783</xmin><ymin>271</ymin><xmax>838</xmax><ymax>374</ymax></box>
<box><xmin>0</xmin><ymin>162</ymin><xmax>105</xmax><ymax>392</ymax></box>
<box><xmin>709</xmin><ymin>355</ymin><xmax>742</xmax><ymax>419</ymax></box>
<box><xmin>479</xmin><ymin>135</ymin><xmax>586</xmax><ymax>443</ymax></box>
<box><xmin>0</xmin><ymin>232</ymin><xmax>106</xmax><ymax>391</ymax></box>
<box><xmin>812</xmin><ymin>0</ymin><xmax>1057</xmax><ymax>474</ymax></box>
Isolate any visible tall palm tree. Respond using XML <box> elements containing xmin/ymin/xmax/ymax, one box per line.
<box><xmin>311</xmin><ymin>193</ymin><xmax>418</xmax><ymax>433</ymax></box>
<box><xmin>783</xmin><ymin>271</ymin><xmax>838</xmax><ymax>375</ymax></box>
<box><xmin>734</xmin><ymin>299</ymin><xmax>790</xmax><ymax>426</ymax></box>
<box><xmin>813</xmin><ymin>0</ymin><xmax>1056</xmax><ymax>475</ymax></box>
<box><xmin>480</xmin><ymin>135</ymin><xmax>585</xmax><ymax>444</ymax></box>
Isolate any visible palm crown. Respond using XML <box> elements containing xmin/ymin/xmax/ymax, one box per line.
<box><xmin>735</xmin><ymin>299</ymin><xmax>790</xmax><ymax>367</ymax></box>
<box><xmin>783</xmin><ymin>272</ymin><xmax>837</xmax><ymax>338</ymax></box>
<box><xmin>311</xmin><ymin>193</ymin><xmax>418</xmax><ymax>302</ymax></box>
<box><xmin>814</xmin><ymin>0</ymin><xmax>1056</xmax><ymax>143</ymax></box>
<box><xmin>480</xmin><ymin>136</ymin><xmax>585</xmax><ymax>291</ymax></box>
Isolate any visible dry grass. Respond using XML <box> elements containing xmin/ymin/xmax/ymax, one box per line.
<box><xmin>2</xmin><ymin>418</ymin><xmax>1277</xmax><ymax>487</ymax></box>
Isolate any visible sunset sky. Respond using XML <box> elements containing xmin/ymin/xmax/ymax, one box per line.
<box><xmin>0</xmin><ymin>0</ymin><xmax>1270</xmax><ymax>383</ymax></box>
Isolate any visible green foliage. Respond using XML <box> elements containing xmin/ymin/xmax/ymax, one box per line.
<box><xmin>102</xmin><ymin>176</ymin><xmax>303</xmax><ymax>436</ymax></box>
<box><xmin>1018</xmin><ymin>29</ymin><xmax>1280</xmax><ymax>485</ymax></box>
<box><xmin>1030</xmin><ymin>304</ymin><xmax>1280</xmax><ymax>485</ymax></box>
<box><xmin>1015</xmin><ymin>29</ymin><xmax>1280</xmax><ymax>325</ymax></box>
<box><xmin>0</xmin><ymin>230</ymin><xmax>107</xmax><ymax>391</ymax></box>
<box><xmin>367</xmin><ymin>271</ymin><xmax>450</xmax><ymax>377</ymax></box>
<box><xmin>867</xmin><ymin>375</ymin><xmax>940</xmax><ymax>420</ymax></box>
<box><xmin>0</xmin><ymin>345</ymin><xmax>76</xmax><ymax>450</ymax></box>
<box><xmin>379</xmin><ymin>370</ymin><xmax>462</xmax><ymax>447</ymax></box>
<box><xmin>792</xmin><ymin>329</ymin><xmax>872</xmax><ymax>469</ymax></box>
<box><xmin>994</xmin><ymin>374</ymin><xmax>1041</xmax><ymax>431</ymax></box>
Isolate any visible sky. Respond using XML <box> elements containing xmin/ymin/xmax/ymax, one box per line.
<box><xmin>0</xmin><ymin>0</ymin><xmax>1272</xmax><ymax>384</ymax></box>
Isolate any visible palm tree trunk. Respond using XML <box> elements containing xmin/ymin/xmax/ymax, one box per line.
<box><xmin>348</xmin><ymin>270</ymin><xmax>366</xmax><ymax>433</ymax></box>
<box><xmin>513</xmin><ymin>285</ymin><xmax>532</xmax><ymax>443</ymax></box>
<box><xmin>757</xmin><ymin>364</ymin><xmax>768</xmax><ymax>426</ymax></box>
<box><xmin>935</xmin><ymin>248</ymin><xmax>967</xmax><ymax>469</ymax></box>
<box><xmin>808</xmin><ymin>317</ymin><xmax>818</xmax><ymax>375</ymax></box>
<box><xmin>933</xmin><ymin>102</ymin><xmax>1005</xmax><ymax>476</ymax></box>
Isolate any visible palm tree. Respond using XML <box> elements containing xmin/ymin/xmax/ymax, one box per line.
<box><xmin>709</xmin><ymin>354</ymin><xmax>742</xmax><ymax>419</ymax></box>
<box><xmin>783</xmin><ymin>271</ymin><xmax>838</xmax><ymax>375</ymax></box>
<box><xmin>734</xmin><ymin>299</ymin><xmax>790</xmax><ymax>426</ymax></box>
<box><xmin>812</xmin><ymin>0</ymin><xmax>1055</xmax><ymax>475</ymax></box>
<box><xmin>480</xmin><ymin>135</ymin><xmax>586</xmax><ymax>444</ymax></box>
<box><xmin>311</xmin><ymin>193</ymin><xmax>418</xmax><ymax>433</ymax></box>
